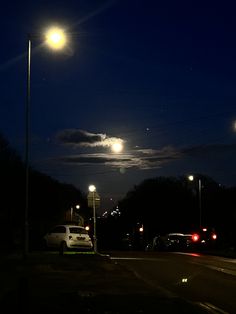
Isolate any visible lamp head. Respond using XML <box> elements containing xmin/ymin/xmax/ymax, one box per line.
<box><xmin>188</xmin><ymin>175</ymin><xmax>194</xmax><ymax>181</ymax></box>
<box><xmin>89</xmin><ymin>185</ymin><xmax>96</xmax><ymax>192</ymax></box>
<box><xmin>45</xmin><ymin>26</ymin><xmax>67</xmax><ymax>50</ymax></box>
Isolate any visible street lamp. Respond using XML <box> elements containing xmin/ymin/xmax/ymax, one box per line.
<box><xmin>24</xmin><ymin>27</ymin><xmax>67</xmax><ymax>257</ymax></box>
<box><xmin>188</xmin><ymin>175</ymin><xmax>202</xmax><ymax>228</ymax></box>
<box><xmin>88</xmin><ymin>184</ymin><xmax>97</xmax><ymax>253</ymax></box>
<box><xmin>70</xmin><ymin>204</ymin><xmax>80</xmax><ymax>222</ymax></box>
<box><xmin>45</xmin><ymin>26</ymin><xmax>67</xmax><ymax>50</ymax></box>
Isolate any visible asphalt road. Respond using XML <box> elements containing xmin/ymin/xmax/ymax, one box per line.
<box><xmin>0</xmin><ymin>251</ymin><xmax>204</xmax><ymax>314</ymax></box>
<box><xmin>108</xmin><ymin>251</ymin><xmax>236</xmax><ymax>314</ymax></box>
<box><xmin>0</xmin><ymin>250</ymin><xmax>235</xmax><ymax>313</ymax></box>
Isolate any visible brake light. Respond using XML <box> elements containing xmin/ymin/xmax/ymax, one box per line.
<box><xmin>192</xmin><ymin>233</ymin><xmax>200</xmax><ymax>242</ymax></box>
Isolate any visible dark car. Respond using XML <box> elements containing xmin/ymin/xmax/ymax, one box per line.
<box><xmin>188</xmin><ymin>227</ymin><xmax>218</xmax><ymax>250</ymax></box>
<box><xmin>152</xmin><ymin>233</ymin><xmax>191</xmax><ymax>251</ymax></box>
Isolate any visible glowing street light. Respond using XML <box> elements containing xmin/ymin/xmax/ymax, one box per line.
<box><xmin>188</xmin><ymin>175</ymin><xmax>202</xmax><ymax>228</ymax></box>
<box><xmin>88</xmin><ymin>184</ymin><xmax>97</xmax><ymax>253</ymax></box>
<box><xmin>89</xmin><ymin>184</ymin><xmax>96</xmax><ymax>193</ymax></box>
<box><xmin>139</xmin><ymin>226</ymin><xmax>144</xmax><ymax>233</ymax></box>
<box><xmin>70</xmin><ymin>204</ymin><xmax>80</xmax><ymax>221</ymax></box>
<box><xmin>45</xmin><ymin>26</ymin><xmax>67</xmax><ymax>50</ymax></box>
<box><xmin>24</xmin><ymin>26</ymin><xmax>68</xmax><ymax>257</ymax></box>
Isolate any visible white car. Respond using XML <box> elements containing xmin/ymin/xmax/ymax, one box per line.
<box><xmin>44</xmin><ymin>224</ymin><xmax>93</xmax><ymax>251</ymax></box>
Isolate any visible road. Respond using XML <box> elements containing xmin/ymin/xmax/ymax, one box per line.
<box><xmin>109</xmin><ymin>251</ymin><xmax>236</xmax><ymax>314</ymax></box>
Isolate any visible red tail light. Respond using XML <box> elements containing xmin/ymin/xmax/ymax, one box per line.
<box><xmin>192</xmin><ymin>233</ymin><xmax>200</xmax><ymax>242</ymax></box>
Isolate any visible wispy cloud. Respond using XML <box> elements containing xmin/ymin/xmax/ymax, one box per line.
<box><xmin>54</xmin><ymin>129</ymin><xmax>236</xmax><ymax>171</ymax></box>
<box><xmin>57</xmin><ymin>146</ymin><xmax>181</xmax><ymax>170</ymax></box>
<box><xmin>56</xmin><ymin>129</ymin><xmax>124</xmax><ymax>148</ymax></box>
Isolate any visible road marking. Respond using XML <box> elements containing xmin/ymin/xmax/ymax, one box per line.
<box><xmin>205</xmin><ymin>265</ymin><xmax>236</xmax><ymax>277</ymax></box>
<box><xmin>110</xmin><ymin>257</ymin><xmax>165</xmax><ymax>261</ymax></box>
<box><xmin>172</xmin><ymin>252</ymin><xmax>236</xmax><ymax>276</ymax></box>
<box><xmin>197</xmin><ymin>302</ymin><xmax>229</xmax><ymax>314</ymax></box>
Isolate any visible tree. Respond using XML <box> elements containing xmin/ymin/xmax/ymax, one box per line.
<box><xmin>118</xmin><ymin>175</ymin><xmax>236</xmax><ymax>247</ymax></box>
<box><xmin>0</xmin><ymin>133</ymin><xmax>89</xmax><ymax>251</ymax></box>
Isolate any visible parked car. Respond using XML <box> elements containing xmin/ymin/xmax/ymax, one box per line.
<box><xmin>44</xmin><ymin>224</ymin><xmax>93</xmax><ymax>252</ymax></box>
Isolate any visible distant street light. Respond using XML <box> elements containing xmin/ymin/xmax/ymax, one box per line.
<box><xmin>188</xmin><ymin>175</ymin><xmax>202</xmax><ymax>228</ymax></box>
<box><xmin>24</xmin><ymin>26</ymin><xmax>67</xmax><ymax>257</ymax></box>
<box><xmin>88</xmin><ymin>184</ymin><xmax>97</xmax><ymax>253</ymax></box>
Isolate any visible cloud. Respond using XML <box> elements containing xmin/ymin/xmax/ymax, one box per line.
<box><xmin>56</xmin><ymin>129</ymin><xmax>124</xmax><ymax>148</ymax></box>
<box><xmin>56</xmin><ymin>129</ymin><xmax>236</xmax><ymax>171</ymax></box>
<box><xmin>57</xmin><ymin>146</ymin><xmax>181</xmax><ymax>170</ymax></box>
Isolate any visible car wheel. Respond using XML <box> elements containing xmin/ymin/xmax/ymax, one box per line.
<box><xmin>60</xmin><ymin>241</ymin><xmax>67</xmax><ymax>254</ymax></box>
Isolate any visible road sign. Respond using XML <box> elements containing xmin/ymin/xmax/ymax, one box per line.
<box><xmin>87</xmin><ymin>191</ymin><xmax>100</xmax><ymax>208</ymax></box>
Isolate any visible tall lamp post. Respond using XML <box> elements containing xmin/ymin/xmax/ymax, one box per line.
<box><xmin>24</xmin><ymin>27</ymin><xmax>67</xmax><ymax>257</ymax></box>
<box><xmin>88</xmin><ymin>185</ymin><xmax>97</xmax><ymax>253</ymax></box>
<box><xmin>188</xmin><ymin>175</ymin><xmax>202</xmax><ymax>228</ymax></box>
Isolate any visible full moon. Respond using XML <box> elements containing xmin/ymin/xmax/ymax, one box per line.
<box><xmin>111</xmin><ymin>142</ymin><xmax>123</xmax><ymax>153</ymax></box>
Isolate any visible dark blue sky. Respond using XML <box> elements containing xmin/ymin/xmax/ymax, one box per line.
<box><xmin>1</xmin><ymin>0</ymin><xmax>236</xmax><ymax>210</ymax></box>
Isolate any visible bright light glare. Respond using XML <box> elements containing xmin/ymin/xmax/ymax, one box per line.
<box><xmin>212</xmin><ymin>233</ymin><xmax>217</xmax><ymax>240</ymax></box>
<box><xmin>233</xmin><ymin>121</ymin><xmax>236</xmax><ymax>131</ymax></box>
<box><xmin>188</xmin><ymin>175</ymin><xmax>194</xmax><ymax>181</ymax></box>
<box><xmin>192</xmin><ymin>234</ymin><xmax>199</xmax><ymax>242</ymax></box>
<box><xmin>111</xmin><ymin>142</ymin><xmax>123</xmax><ymax>153</ymax></box>
<box><xmin>89</xmin><ymin>185</ymin><xmax>96</xmax><ymax>192</ymax></box>
<box><xmin>45</xmin><ymin>27</ymin><xmax>67</xmax><ymax>50</ymax></box>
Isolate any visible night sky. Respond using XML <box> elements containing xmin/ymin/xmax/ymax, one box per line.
<box><xmin>1</xmin><ymin>0</ymin><xmax>236</xmax><ymax>211</ymax></box>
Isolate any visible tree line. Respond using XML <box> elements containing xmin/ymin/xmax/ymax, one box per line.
<box><xmin>98</xmin><ymin>176</ymin><xmax>236</xmax><ymax>250</ymax></box>
<box><xmin>0</xmin><ymin>133</ymin><xmax>90</xmax><ymax>251</ymax></box>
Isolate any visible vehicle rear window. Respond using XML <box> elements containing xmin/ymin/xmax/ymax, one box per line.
<box><xmin>69</xmin><ymin>227</ymin><xmax>88</xmax><ymax>234</ymax></box>
<box><xmin>51</xmin><ymin>226</ymin><xmax>66</xmax><ymax>233</ymax></box>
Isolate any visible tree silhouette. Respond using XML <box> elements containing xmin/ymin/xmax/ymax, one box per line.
<box><xmin>0</xmin><ymin>133</ymin><xmax>89</xmax><ymax>251</ymax></box>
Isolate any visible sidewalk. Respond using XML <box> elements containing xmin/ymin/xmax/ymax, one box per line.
<box><xmin>0</xmin><ymin>251</ymin><xmax>208</xmax><ymax>313</ymax></box>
